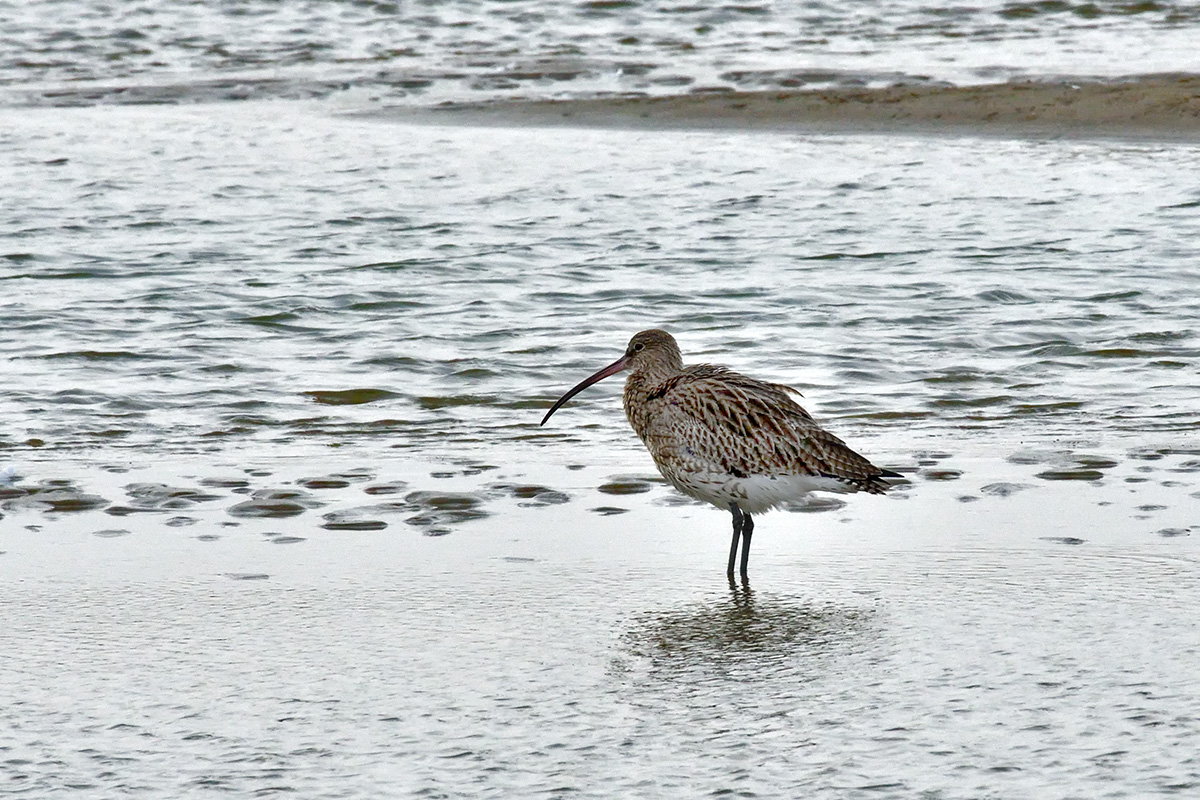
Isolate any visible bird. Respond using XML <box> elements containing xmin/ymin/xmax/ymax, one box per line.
<box><xmin>540</xmin><ymin>329</ymin><xmax>900</xmax><ymax>579</ymax></box>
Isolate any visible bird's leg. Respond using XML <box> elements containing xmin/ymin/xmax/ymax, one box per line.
<box><xmin>727</xmin><ymin>503</ymin><xmax>743</xmax><ymax>578</ymax></box>
<box><xmin>739</xmin><ymin>512</ymin><xmax>754</xmax><ymax>578</ymax></box>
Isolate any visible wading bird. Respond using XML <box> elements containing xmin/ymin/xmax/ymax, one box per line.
<box><xmin>540</xmin><ymin>329</ymin><xmax>899</xmax><ymax>579</ymax></box>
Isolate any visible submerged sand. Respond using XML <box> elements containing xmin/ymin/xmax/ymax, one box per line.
<box><xmin>402</xmin><ymin>74</ymin><xmax>1200</xmax><ymax>140</ymax></box>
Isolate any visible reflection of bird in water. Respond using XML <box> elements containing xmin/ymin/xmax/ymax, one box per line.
<box><xmin>620</xmin><ymin>585</ymin><xmax>874</xmax><ymax>678</ymax></box>
<box><xmin>541</xmin><ymin>329</ymin><xmax>900</xmax><ymax>579</ymax></box>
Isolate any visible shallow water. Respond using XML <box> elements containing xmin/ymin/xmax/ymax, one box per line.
<box><xmin>5</xmin><ymin>0</ymin><xmax>1200</xmax><ymax>107</ymax></box>
<box><xmin>3</xmin><ymin>90</ymin><xmax>1200</xmax><ymax>799</ymax></box>
<box><xmin>3</xmin><ymin>455</ymin><xmax>1199</xmax><ymax>797</ymax></box>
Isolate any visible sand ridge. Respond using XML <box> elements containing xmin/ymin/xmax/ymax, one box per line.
<box><xmin>413</xmin><ymin>74</ymin><xmax>1200</xmax><ymax>140</ymax></box>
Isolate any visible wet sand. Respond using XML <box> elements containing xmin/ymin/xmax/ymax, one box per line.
<box><xmin>394</xmin><ymin>74</ymin><xmax>1200</xmax><ymax>140</ymax></box>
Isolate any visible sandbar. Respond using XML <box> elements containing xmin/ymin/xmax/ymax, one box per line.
<box><xmin>392</xmin><ymin>74</ymin><xmax>1200</xmax><ymax>141</ymax></box>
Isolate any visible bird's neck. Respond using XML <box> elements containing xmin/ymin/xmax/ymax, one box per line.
<box><xmin>622</xmin><ymin>366</ymin><xmax>680</xmax><ymax>439</ymax></box>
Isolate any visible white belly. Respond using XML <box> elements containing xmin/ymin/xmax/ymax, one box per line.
<box><xmin>662</xmin><ymin>469</ymin><xmax>855</xmax><ymax>515</ymax></box>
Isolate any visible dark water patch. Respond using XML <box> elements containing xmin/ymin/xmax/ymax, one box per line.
<box><xmin>347</xmin><ymin>300</ymin><xmax>428</xmax><ymax>312</ymax></box>
<box><xmin>301</xmin><ymin>477</ymin><xmax>351</xmax><ymax>489</ymax></box>
<box><xmin>999</xmin><ymin>1</ymin><xmax>1174</xmax><ymax>19</ymax></box>
<box><xmin>4</xmin><ymin>269</ymin><xmax>106</xmax><ymax>280</ymax></box>
<box><xmin>224</xmin><ymin>573</ymin><xmax>270</xmax><ymax>581</ymax></box>
<box><xmin>1075</xmin><ymin>456</ymin><xmax>1119</xmax><ymax>469</ymax></box>
<box><xmin>3</xmin><ymin>485</ymin><xmax>110</xmax><ymax>513</ymax></box>
<box><xmin>451</xmin><ymin>367</ymin><xmax>499</xmax><ymax>380</ymax></box>
<box><xmin>977</xmin><ymin>289</ymin><xmax>1033</xmax><ymax>304</ymax></box>
<box><xmin>362</xmin><ymin>356</ymin><xmax>425</xmax><ymax>371</ymax></box>
<box><xmin>92</xmin><ymin>529</ymin><xmax>131</xmax><ymax>538</ymax></box>
<box><xmin>1130</xmin><ymin>330</ymin><xmax>1191</xmax><ymax>343</ymax></box>
<box><xmin>1083</xmin><ymin>348</ymin><xmax>1149</xmax><ymax>359</ymax></box>
<box><xmin>122</xmin><ymin>483</ymin><xmax>224</xmax><ymax>510</ymax></box>
<box><xmin>921</xmin><ymin>469</ymin><xmax>962</xmax><ymax>481</ymax></box>
<box><xmin>799</xmin><ymin>250</ymin><xmax>926</xmax><ymax>261</ymax></box>
<box><xmin>416</xmin><ymin>394</ymin><xmax>519</xmax><ymax>410</ymax></box>
<box><xmin>1156</xmin><ymin>528</ymin><xmax>1190</xmax><ymax>538</ymax></box>
<box><xmin>997</xmin><ymin>341</ymin><xmax>1082</xmax><ymax>357</ymax></box>
<box><xmin>1010</xmin><ymin>401</ymin><xmax>1086</xmax><ymax>415</ymax></box>
<box><xmin>590</xmin><ymin>506</ymin><xmax>629</xmax><ymax>515</ymax></box>
<box><xmin>304</xmin><ymin>389</ymin><xmax>398</xmax><ymax>406</ymax></box>
<box><xmin>1007</xmin><ymin>450</ymin><xmax>1060</xmax><ymax>465</ymax></box>
<box><xmin>326</xmin><ymin>214</ymin><xmax>414</xmax><ymax>227</ymax></box>
<box><xmin>792</xmin><ymin>496</ymin><xmax>847</xmax><ymax>513</ymax></box>
<box><xmin>403</xmin><ymin>490</ymin><xmax>489</xmax><ymax>534</ymax></box>
<box><xmin>1169</xmin><ymin>460</ymin><xmax>1200</xmax><ymax>473</ymax></box>
<box><xmin>598</xmin><ymin>476</ymin><xmax>660</xmax><ymax>495</ymax></box>
<box><xmin>27</xmin><ymin>350</ymin><xmax>163</xmax><ymax>361</ymax></box>
<box><xmin>321</xmin><ymin>510</ymin><xmax>388</xmax><ymax>531</ymax></box>
<box><xmin>106</xmin><ymin>505</ymin><xmax>168</xmax><ymax>517</ymax></box>
<box><xmin>364</xmin><ymin>482</ymin><xmax>408</xmax><ymax>495</ymax></box>
<box><xmin>200</xmin><ymin>477</ymin><xmax>251</xmax><ymax>489</ymax></box>
<box><xmin>1086</xmin><ymin>290</ymin><xmax>1144</xmax><ymax>302</ymax></box>
<box><xmin>458</xmin><ymin>463</ymin><xmax>499</xmax><ymax>476</ymax></box>
<box><xmin>931</xmin><ymin>395</ymin><xmax>1013</xmax><ymax>409</ymax></box>
<box><xmin>923</xmin><ymin>368</ymin><xmax>994</xmax><ymax>385</ymax></box>
<box><xmin>86</xmin><ymin>429</ymin><xmax>132</xmax><ymax>439</ymax></box>
<box><xmin>268</xmin><ymin>535</ymin><xmax>306</xmax><ymax>544</ymax></box>
<box><xmin>300</xmin><ymin>470</ymin><xmax>375</xmax><ymax>489</ymax></box>
<box><xmin>1036</xmin><ymin>469</ymin><xmax>1105</xmax><ymax>481</ymax></box>
<box><xmin>236</xmin><ymin>311</ymin><xmax>326</xmax><ymax>333</ymax></box>
<box><xmin>488</xmin><ymin>483</ymin><xmax>571</xmax><ymax>505</ymax></box>
<box><xmin>1040</xmin><ymin>536</ymin><xmax>1086</xmax><ymax>545</ymax></box>
<box><xmin>165</xmin><ymin>516</ymin><xmax>197</xmax><ymax>527</ymax></box>
<box><xmin>980</xmin><ymin>482</ymin><xmax>1031</xmax><ymax>497</ymax></box>
<box><xmin>227</xmin><ymin>489</ymin><xmax>323</xmax><ymax>518</ymax></box>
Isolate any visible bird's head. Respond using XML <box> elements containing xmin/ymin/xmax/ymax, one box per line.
<box><xmin>540</xmin><ymin>329</ymin><xmax>682</xmax><ymax>426</ymax></box>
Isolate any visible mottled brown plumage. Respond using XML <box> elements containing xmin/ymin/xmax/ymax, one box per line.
<box><xmin>541</xmin><ymin>329</ymin><xmax>899</xmax><ymax>578</ymax></box>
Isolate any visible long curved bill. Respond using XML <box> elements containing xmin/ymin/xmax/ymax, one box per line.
<box><xmin>540</xmin><ymin>354</ymin><xmax>631</xmax><ymax>426</ymax></box>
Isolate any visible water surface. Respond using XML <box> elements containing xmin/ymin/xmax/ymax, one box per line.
<box><xmin>2</xmin><ymin>36</ymin><xmax>1200</xmax><ymax>800</ymax></box>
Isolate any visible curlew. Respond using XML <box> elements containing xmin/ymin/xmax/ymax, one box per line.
<box><xmin>540</xmin><ymin>329</ymin><xmax>900</xmax><ymax>579</ymax></box>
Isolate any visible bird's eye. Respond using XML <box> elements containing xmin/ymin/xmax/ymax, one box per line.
<box><xmin>633</xmin><ymin>342</ymin><xmax>645</xmax><ymax>352</ymax></box>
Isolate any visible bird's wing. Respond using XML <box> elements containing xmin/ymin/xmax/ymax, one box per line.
<box><xmin>649</xmin><ymin>366</ymin><xmax>887</xmax><ymax>487</ymax></box>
